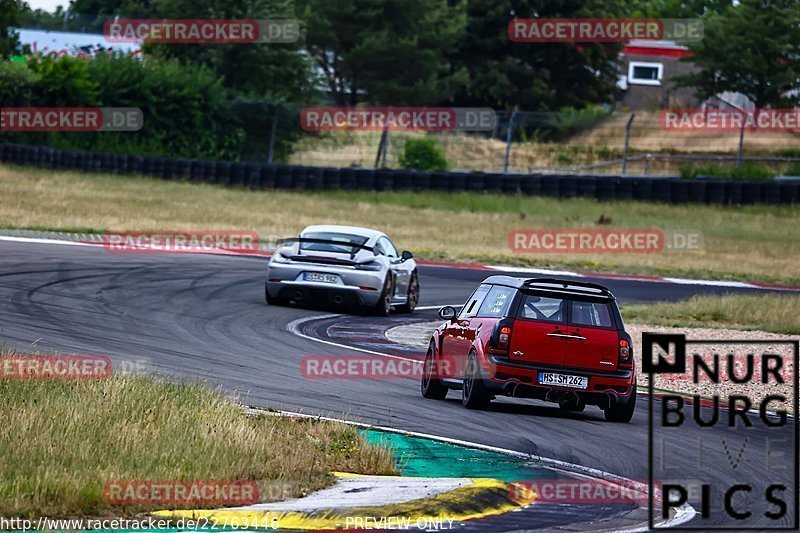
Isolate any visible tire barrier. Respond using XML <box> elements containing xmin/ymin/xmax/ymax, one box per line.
<box><xmin>230</xmin><ymin>162</ymin><xmax>246</xmax><ymax>186</ymax></box>
<box><xmin>520</xmin><ymin>174</ymin><xmax>541</xmax><ymax>196</ymax></box>
<box><xmin>685</xmin><ymin>180</ymin><xmax>706</xmax><ymax>204</ymax></box>
<box><xmin>595</xmin><ymin>176</ymin><xmax>616</xmax><ymax>201</ymax></box>
<box><xmin>614</xmin><ymin>177</ymin><xmax>634</xmax><ymax>200</ymax></box>
<box><xmin>307</xmin><ymin>166</ymin><xmax>324</xmax><ymax>190</ymax></box>
<box><xmin>631</xmin><ymin>178</ymin><xmax>653</xmax><ymax>200</ymax></box>
<box><xmin>339</xmin><ymin>167</ymin><xmax>357</xmax><ymax>190</ymax></box>
<box><xmin>464</xmin><ymin>172</ymin><xmax>484</xmax><ymax>192</ymax></box>
<box><xmin>411</xmin><ymin>170</ymin><xmax>431</xmax><ymax>190</ymax></box>
<box><xmin>705</xmin><ymin>181</ymin><xmax>727</xmax><ymax>204</ymax></box>
<box><xmin>740</xmin><ymin>182</ymin><xmax>763</xmax><ymax>205</ymax></box>
<box><xmin>576</xmin><ymin>176</ymin><xmax>596</xmax><ymax>198</ymax></box>
<box><xmin>671</xmin><ymin>179</ymin><xmax>690</xmax><ymax>204</ymax></box>
<box><xmin>780</xmin><ymin>182</ymin><xmax>800</xmax><ymax>204</ymax></box>
<box><xmin>539</xmin><ymin>175</ymin><xmax>559</xmax><ymax>197</ymax></box>
<box><xmin>322</xmin><ymin>168</ymin><xmax>341</xmax><ymax>190</ymax></box>
<box><xmin>501</xmin><ymin>173</ymin><xmax>522</xmax><ymax>194</ymax></box>
<box><xmin>216</xmin><ymin>161</ymin><xmax>232</xmax><ymax>185</ymax></box>
<box><xmin>374</xmin><ymin>169</ymin><xmax>394</xmax><ymax>192</ymax></box>
<box><xmin>393</xmin><ymin>170</ymin><xmax>414</xmax><ymax>191</ymax></box>
<box><xmin>430</xmin><ymin>171</ymin><xmax>451</xmax><ymax>191</ymax></box>
<box><xmin>354</xmin><ymin>168</ymin><xmax>375</xmax><ymax>190</ymax></box>
<box><xmin>448</xmin><ymin>172</ymin><xmax>467</xmax><ymax>193</ymax></box>
<box><xmin>259</xmin><ymin>164</ymin><xmax>277</xmax><ymax>189</ymax></box>
<box><xmin>651</xmin><ymin>179</ymin><xmax>672</xmax><ymax>203</ymax></box>
<box><xmin>1</xmin><ymin>142</ymin><xmax>796</xmax><ymax>205</ymax></box>
<box><xmin>558</xmin><ymin>175</ymin><xmax>578</xmax><ymax>198</ymax></box>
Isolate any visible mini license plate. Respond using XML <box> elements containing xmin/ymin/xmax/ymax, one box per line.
<box><xmin>538</xmin><ymin>372</ymin><xmax>588</xmax><ymax>389</ymax></box>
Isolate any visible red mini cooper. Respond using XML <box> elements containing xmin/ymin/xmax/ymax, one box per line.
<box><xmin>420</xmin><ymin>277</ymin><xmax>637</xmax><ymax>422</ymax></box>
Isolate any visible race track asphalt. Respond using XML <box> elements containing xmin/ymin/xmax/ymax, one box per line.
<box><xmin>0</xmin><ymin>240</ymin><xmax>795</xmax><ymax>530</ymax></box>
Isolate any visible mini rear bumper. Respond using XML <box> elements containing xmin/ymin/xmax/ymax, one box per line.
<box><xmin>480</xmin><ymin>353</ymin><xmax>635</xmax><ymax>407</ymax></box>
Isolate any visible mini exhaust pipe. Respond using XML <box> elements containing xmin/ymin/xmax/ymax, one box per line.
<box><xmin>293</xmin><ymin>291</ymin><xmax>304</xmax><ymax>301</ymax></box>
<box><xmin>333</xmin><ymin>295</ymin><xmax>343</xmax><ymax>304</ymax></box>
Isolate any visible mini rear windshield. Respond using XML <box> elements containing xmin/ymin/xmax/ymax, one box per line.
<box><xmin>518</xmin><ymin>294</ymin><xmax>565</xmax><ymax>323</ymax></box>
<box><xmin>570</xmin><ymin>301</ymin><xmax>614</xmax><ymax>328</ymax></box>
<box><xmin>299</xmin><ymin>232</ymin><xmax>370</xmax><ymax>254</ymax></box>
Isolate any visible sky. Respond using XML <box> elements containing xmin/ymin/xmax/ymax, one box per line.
<box><xmin>26</xmin><ymin>0</ymin><xmax>65</xmax><ymax>11</ymax></box>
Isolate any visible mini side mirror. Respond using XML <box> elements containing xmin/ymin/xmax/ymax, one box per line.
<box><xmin>401</xmin><ymin>250</ymin><xmax>413</xmax><ymax>261</ymax></box>
<box><xmin>438</xmin><ymin>306</ymin><xmax>456</xmax><ymax>321</ymax></box>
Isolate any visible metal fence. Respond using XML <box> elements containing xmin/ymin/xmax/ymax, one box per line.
<box><xmin>280</xmin><ymin>109</ymin><xmax>800</xmax><ymax>177</ymax></box>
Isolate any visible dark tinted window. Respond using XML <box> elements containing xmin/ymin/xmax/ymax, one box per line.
<box><xmin>477</xmin><ymin>286</ymin><xmax>516</xmax><ymax>317</ymax></box>
<box><xmin>570</xmin><ymin>301</ymin><xmax>614</xmax><ymax>328</ymax></box>
<box><xmin>518</xmin><ymin>294</ymin><xmax>565</xmax><ymax>323</ymax></box>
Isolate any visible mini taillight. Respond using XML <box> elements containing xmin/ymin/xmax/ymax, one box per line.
<box><xmin>618</xmin><ymin>338</ymin><xmax>632</xmax><ymax>366</ymax></box>
<box><xmin>490</xmin><ymin>318</ymin><xmax>514</xmax><ymax>355</ymax></box>
<box><xmin>498</xmin><ymin>326</ymin><xmax>511</xmax><ymax>348</ymax></box>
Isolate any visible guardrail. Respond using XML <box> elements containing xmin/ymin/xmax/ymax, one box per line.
<box><xmin>1</xmin><ymin>143</ymin><xmax>798</xmax><ymax>205</ymax></box>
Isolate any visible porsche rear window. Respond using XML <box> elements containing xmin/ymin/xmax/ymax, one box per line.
<box><xmin>300</xmin><ymin>232</ymin><xmax>369</xmax><ymax>254</ymax></box>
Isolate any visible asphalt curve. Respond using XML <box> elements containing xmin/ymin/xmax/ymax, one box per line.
<box><xmin>0</xmin><ymin>240</ymin><xmax>795</xmax><ymax>530</ymax></box>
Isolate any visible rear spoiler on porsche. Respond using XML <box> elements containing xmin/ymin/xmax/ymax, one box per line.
<box><xmin>276</xmin><ymin>237</ymin><xmax>376</xmax><ymax>258</ymax></box>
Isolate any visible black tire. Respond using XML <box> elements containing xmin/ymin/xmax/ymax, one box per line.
<box><xmin>396</xmin><ymin>270</ymin><xmax>419</xmax><ymax>314</ymax></box>
<box><xmin>462</xmin><ymin>351</ymin><xmax>491</xmax><ymax>410</ymax></box>
<box><xmin>421</xmin><ymin>342</ymin><xmax>448</xmax><ymax>400</ymax></box>
<box><xmin>604</xmin><ymin>388</ymin><xmax>637</xmax><ymax>423</ymax></box>
<box><xmin>265</xmin><ymin>284</ymin><xmax>287</xmax><ymax>306</ymax></box>
<box><xmin>372</xmin><ymin>275</ymin><xmax>393</xmax><ymax>316</ymax></box>
<box><xmin>558</xmin><ymin>398</ymin><xmax>586</xmax><ymax>412</ymax></box>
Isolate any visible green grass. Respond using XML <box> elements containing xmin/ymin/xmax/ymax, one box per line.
<box><xmin>623</xmin><ymin>294</ymin><xmax>800</xmax><ymax>334</ymax></box>
<box><xmin>1</xmin><ymin>164</ymin><xmax>799</xmax><ymax>285</ymax></box>
<box><xmin>0</xmin><ymin>355</ymin><xmax>395</xmax><ymax>518</ymax></box>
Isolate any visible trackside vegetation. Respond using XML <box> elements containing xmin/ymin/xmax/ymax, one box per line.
<box><xmin>0</xmin><ymin>354</ymin><xmax>396</xmax><ymax>518</ymax></box>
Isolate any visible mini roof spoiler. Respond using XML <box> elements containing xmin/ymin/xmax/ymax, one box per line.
<box><xmin>522</xmin><ymin>278</ymin><xmax>612</xmax><ymax>296</ymax></box>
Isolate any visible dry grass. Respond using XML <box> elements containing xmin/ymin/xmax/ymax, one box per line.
<box><xmin>0</xmin><ymin>353</ymin><xmax>395</xmax><ymax>518</ymax></box>
<box><xmin>1</xmin><ymin>165</ymin><xmax>799</xmax><ymax>285</ymax></box>
<box><xmin>624</xmin><ymin>294</ymin><xmax>800</xmax><ymax>335</ymax></box>
<box><xmin>289</xmin><ymin>111</ymin><xmax>800</xmax><ymax>174</ymax></box>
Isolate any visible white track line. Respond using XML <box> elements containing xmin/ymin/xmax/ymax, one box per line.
<box><xmin>250</xmin><ymin>407</ymin><xmax>695</xmax><ymax>531</ymax></box>
<box><xmin>284</xmin><ymin>315</ymin><xmax>696</xmax><ymax>530</ymax></box>
<box><xmin>1</xmin><ymin>234</ymin><xmax>798</xmax><ymax>291</ymax></box>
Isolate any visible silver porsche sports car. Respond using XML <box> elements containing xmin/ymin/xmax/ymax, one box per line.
<box><xmin>265</xmin><ymin>225</ymin><xmax>419</xmax><ymax>315</ymax></box>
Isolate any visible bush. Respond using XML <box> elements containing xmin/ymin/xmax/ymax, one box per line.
<box><xmin>399</xmin><ymin>137</ymin><xmax>449</xmax><ymax>171</ymax></box>
<box><xmin>1</xmin><ymin>53</ymin><xmax>244</xmax><ymax>160</ymax></box>
<box><xmin>679</xmin><ymin>164</ymin><xmax>777</xmax><ymax>181</ymax></box>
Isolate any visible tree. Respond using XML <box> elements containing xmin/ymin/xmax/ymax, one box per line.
<box><xmin>71</xmin><ymin>0</ymin><xmax>314</xmax><ymax>99</ymax></box>
<box><xmin>297</xmin><ymin>0</ymin><xmax>468</xmax><ymax>105</ymax></box>
<box><xmin>446</xmin><ymin>0</ymin><xmax>625</xmax><ymax>111</ymax></box>
<box><xmin>675</xmin><ymin>0</ymin><xmax>800</xmax><ymax>108</ymax></box>
<box><xmin>0</xmin><ymin>0</ymin><xmax>23</xmax><ymax>58</ymax></box>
